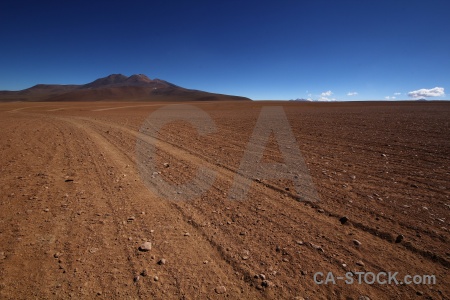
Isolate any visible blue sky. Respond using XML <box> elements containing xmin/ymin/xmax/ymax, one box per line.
<box><xmin>1</xmin><ymin>0</ymin><xmax>449</xmax><ymax>100</ymax></box>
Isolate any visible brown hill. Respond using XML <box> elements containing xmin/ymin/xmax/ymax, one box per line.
<box><xmin>0</xmin><ymin>74</ymin><xmax>251</xmax><ymax>102</ymax></box>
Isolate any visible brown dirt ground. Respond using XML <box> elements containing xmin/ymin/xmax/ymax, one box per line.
<box><xmin>0</xmin><ymin>101</ymin><xmax>449</xmax><ymax>299</ymax></box>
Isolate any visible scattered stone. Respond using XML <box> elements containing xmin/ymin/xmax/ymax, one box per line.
<box><xmin>53</xmin><ymin>252</ymin><xmax>63</xmax><ymax>258</ymax></box>
<box><xmin>127</xmin><ymin>216</ymin><xmax>135</xmax><ymax>222</ymax></box>
<box><xmin>339</xmin><ymin>216</ymin><xmax>349</xmax><ymax>224</ymax></box>
<box><xmin>381</xmin><ymin>153</ymin><xmax>387</xmax><ymax>157</ymax></box>
<box><xmin>154</xmin><ymin>276</ymin><xmax>159</xmax><ymax>281</ymax></box>
<box><xmin>215</xmin><ymin>285</ymin><xmax>226</xmax><ymax>294</ymax></box>
<box><xmin>133</xmin><ymin>275</ymin><xmax>140</xmax><ymax>282</ymax></box>
<box><xmin>301</xmin><ymin>270</ymin><xmax>308</xmax><ymax>275</ymax></box>
<box><xmin>350</xmin><ymin>175</ymin><xmax>356</xmax><ymax>180</ymax></box>
<box><xmin>395</xmin><ymin>234</ymin><xmax>404</xmax><ymax>243</ymax></box>
<box><xmin>296</xmin><ymin>240</ymin><xmax>304</xmax><ymax>245</ymax></box>
<box><xmin>416</xmin><ymin>291</ymin><xmax>424</xmax><ymax>296</ymax></box>
<box><xmin>140</xmin><ymin>269</ymin><xmax>148</xmax><ymax>277</ymax></box>
<box><xmin>259</xmin><ymin>274</ymin><xmax>266</xmax><ymax>280</ymax></box>
<box><xmin>0</xmin><ymin>252</ymin><xmax>6</xmax><ymax>260</ymax></box>
<box><xmin>239</xmin><ymin>231</ymin><xmax>246</xmax><ymax>236</ymax></box>
<box><xmin>282</xmin><ymin>258</ymin><xmax>289</xmax><ymax>262</ymax></box>
<box><xmin>285</xmin><ymin>187</ymin><xmax>290</xmax><ymax>191</ymax></box>
<box><xmin>138</xmin><ymin>242</ymin><xmax>152</xmax><ymax>252</ymax></box>
<box><xmin>64</xmin><ymin>179</ymin><xmax>74</xmax><ymax>182</ymax></box>
<box><xmin>317</xmin><ymin>209</ymin><xmax>324</xmax><ymax>213</ymax></box>
<box><xmin>241</xmin><ymin>255</ymin><xmax>249</xmax><ymax>260</ymax></box>
<box><xmin>157</xmin><ymin>258</ymin><xmax>166</xmax><ymax>265</ymax></box>
<box><xmin>353</xmin><ymin>239</ymin><xmax>362</xmax><ymax>246</ymax></box>
<box><xmin>356</xmin><ymin>260</ymin><xmax>365</xmax><ymax>267</ymax></box>
<box><xmin>358</xmin><ymin>296</ymin><xmax>370</xmax><ymax>300</ymax></box>
<box><xmin>44</xmin><ymin>208</ymin><xmax>50</xmax><ymax>212</ymax></box>
<box><xmin>184</xmin><ymin>232</ymin><xmax>190</xmax><ymax>237</ymax></box>
<box><xmin>163</xmin><ymin>163</ymin><xmax>170</xmax><ymax>168</ymax></box>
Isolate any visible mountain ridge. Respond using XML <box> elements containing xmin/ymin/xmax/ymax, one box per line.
<box><xmin>0</xmin><ymin>74</ymin><xmax>251</xmax><ymax>102</ymax></box>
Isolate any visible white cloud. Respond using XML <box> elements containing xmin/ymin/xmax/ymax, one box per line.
<box><xmin>318</xmin><ymin>97</ymin><xmax>336</xmax><ymax>101</ymax></box>
<box><xmin>385</xmin><ymin>96</ymin><xmax>396</xmax><ymax>100</ymax></box>
<box><xmin>408</xmin><ymin>87</ymin><xmax>445</xmax><ymax>98</ymax></box>
<box><xmin>321</xmin><ymin>90</ymin><xmax>333</xmax><ymax>97</ymax></box>
<box><xmin>347</xmin><ymin>92</ymin><xmax>358</xmax><ymax>96</ymax></box>
<box><xmin>394</xmin><ymin>92</ymin><xmax>402</xmax><ymax>96</ymax></box>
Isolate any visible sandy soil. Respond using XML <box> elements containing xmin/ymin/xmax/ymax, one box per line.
<box><xmin>0</xmin><ymin>101</ymin><xmax>448</xmax><ymax>299</ymax></box>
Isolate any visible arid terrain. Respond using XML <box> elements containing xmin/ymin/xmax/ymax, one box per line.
<box><xmin>0</xmin><ymin>101</ymin><xmax>449</xmax><ymax>299</ymax></box>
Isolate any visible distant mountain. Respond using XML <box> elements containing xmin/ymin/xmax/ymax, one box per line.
<box><xmin>0</xmin><ymin>74</ymin><xmax>251</xmax><ymax>102</ymax></box>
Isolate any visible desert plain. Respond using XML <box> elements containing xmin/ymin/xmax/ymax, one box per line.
<box><xmin>0</xmin><ymin>100</ymin><xmax>449</xmax><ymax>299</ymax></box>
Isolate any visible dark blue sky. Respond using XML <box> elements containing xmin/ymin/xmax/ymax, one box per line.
<box><xmin>1</xmin><ymin>0</ymin><xmax>449</xmax><ymax>100</ymax></box>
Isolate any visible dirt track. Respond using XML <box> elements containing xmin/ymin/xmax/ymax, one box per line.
<box><xmin>0</xmin><ymin>101</ymin><xmax>449</xmax><ymax>299</ymax></box>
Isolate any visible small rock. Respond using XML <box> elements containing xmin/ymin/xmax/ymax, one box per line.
<box><xmin>358</xmin><ymin>296</ymin><xmax>370</xmax><ymax>300</ymax></box>
<box><xmin>0</xmin><ymin>252</ymin><xmax>6</xmax><ymax>260</ymax></box>
<box><xmin>163</xmin><ymin>163</ymin><xmax>170</xmax><ymax>168</ymax></box>
<box><xmin>140</xmin><ymin>269</ymin><xmax>148</xmax><ymax>277</ymax></box>
<box><xmin>282</xmin><ymin>257</ymin><xmax>289</xmax><ymax>262</ymax></box>
<box><xmin>138</xmin><ymin>242</ymin><xmax>152</xmax><ymax>252</ymax></box>
<box><xmin>157</xmin><ymin>258</ymin><xmax>166</xmax><ymax>265</ymax></box>
<box><xmin>339</xmin><ymin>216</ymin><xmax>348</xmax><ymax>224</ymax></box>
<box><xmin>127</xmin><ymin>216</ymin><xmax>135</xmax><ymax>221</ymax></box>
<box><xmin>154</xmin><ymin>276</ymin><xmax>159</xmax><ymax>281</ymax></box>
<box><xmin>296</xmin><ymin>240</ymin><xmax>304</xmax><ymax>245</ymax></box>
<box><xmin>356</xmin><ymin>260</ymin><xmax>365</xmax><ymax>267</ymax></box>
<box><xmin>317</xmin><ymin>209</ymin><xmax>324</xmax><ymax>213</ymax></box>
<box><xmin>261</xmin><ymin>280</ymin><xmax>272</xmax><ymax>287</ymax></box>
<box><xmin>310</xmin><ymin>243</ymin><xmax>324</xmax><ymax>252</ymax></box>
<box><xmin>133</xmin><ymin>275</ymin><xmax>140</xmax><ymax>282</ymax></box>
<box><xmin>301</xmin><ymin>270</ymin><xmax>308</xmax><ymax>275</ymax></box>
<box><xmin>184</xmin><ymin>232</ymin><xmax>190</xmax><ymax>237</ymax></box>
<box><xmin>53</xmin><ymin>252</ymin><xmax>62</xmax><ymax>258</ymax></box>
<box><xmin>395</xmin><ymin>234</ymin><xmax>404</xmax><ymax>243</ymax></box>
<box><xmin>353</xmin><ymin>239</ymin><xmax>362</xmax><ymax>246</ymax></box>
<box><xmin>239</xmin><ymin>231</ymin><xmax>246</xmax><ymax>236</ymax></box>
<box><xmin>381</xmin><ymin>153</ymin><xmax>387</xmax><ymax>157</ymax></box>
<box><xmin>215</xmin><ymin>285</ymin><xmax>226</xmax><ymax>294</ymax></box>
<box><xmin>259</xmin><ymin>274</ymin><xmax>266</xmax><ymax>280</ymax></box>
<box><xmin>44</xmin><ymin>208</ymin><xmax>50</xmax><ymax>212</ymax></box>
<box><xmin>416</xmin><ymin>291</ymin><xmax>423</xmax><ymax>296</ymax></box>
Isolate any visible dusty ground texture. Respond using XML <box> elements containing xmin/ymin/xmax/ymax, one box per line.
<box><xmin>0</xmin><ymin>101</ymin><xmax>448</xmax><ymax>299</ymax></box>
